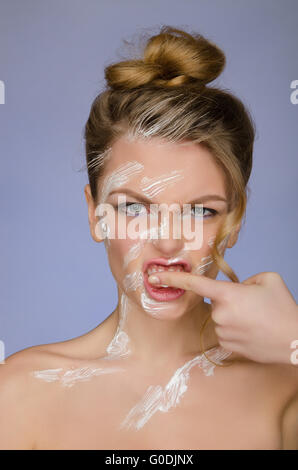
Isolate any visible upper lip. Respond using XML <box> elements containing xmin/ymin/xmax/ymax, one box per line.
<box><xmin>143</xmin><ymin>258</ymin><xmax>191</xmax><ymax>274</ymax></box>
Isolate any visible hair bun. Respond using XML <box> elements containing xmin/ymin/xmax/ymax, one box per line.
<box><xmin>105</xmin><ymin>26</ymin><xmax>226</xmax><ymax>90</ymax></box>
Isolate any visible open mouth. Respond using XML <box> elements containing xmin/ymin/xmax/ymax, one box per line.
<box><xmin>143</xmin><ymin>262</ymin><xmax>187</xmax><ymax>301</ymax></box>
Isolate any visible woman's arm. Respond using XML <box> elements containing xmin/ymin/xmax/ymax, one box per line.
<box><xmin>148</xmin><ymin>270</ymin><xmax>298</xmax><ymax>365</ymax></box>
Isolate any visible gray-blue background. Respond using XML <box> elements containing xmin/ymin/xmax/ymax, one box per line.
<box><xmin>1</xmin><ymin>0</ymin><xmax>297</xmax><ymax>358</ymax></box>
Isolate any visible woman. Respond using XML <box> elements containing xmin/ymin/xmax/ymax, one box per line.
<box><xmin>1</xmin><ymin>26</ymin><xmax>297</xmax><ymax>450</ymax></box>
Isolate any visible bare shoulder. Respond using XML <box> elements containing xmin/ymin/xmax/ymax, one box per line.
<box><xmin>253</xmin><ymin>360</ymin><xmax>298</xmax><ymax>450</ymax></box>
<box><xmin>0</xmin><ymin>344</ymin><xmax>74</xmax><ymax>450</ymax></box>
<box><xmin>266</xmin><ymin>361</ymin><xmax>298</xmax><ymax>389</ymax></box>
<box><xmin>28</xmin><ymin>311</ymin><xmax>116</xmax><ymax>361</ymax></box>
<box><xmin>0</xmin><ymin>316</ymin><xmax>116</xmax><ymax>450</ymax></box>
<box><xmin>250</xmin><ymin>359</ymin><xmax>298</xmax><ymax>401</ymax></box>
<box><xmin>267</xmin><ymin>360</ymin><xmax>298</xmax><ymax>409</ymax></box>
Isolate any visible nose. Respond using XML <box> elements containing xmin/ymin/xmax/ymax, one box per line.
<box><xmin>150</xmin><ymin>210</ymin><xmax>185</xmax><ymax>255</ymax></box>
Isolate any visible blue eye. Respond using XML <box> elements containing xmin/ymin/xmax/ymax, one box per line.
<box><xmin>191</xmin><ymin>206</ymin><xmax>217</xmax><ymax>218</ymax></box>
<box><xmin>182</xmin><ymin>206</ymin><xmax>217</xmax><ymax>218</ymax></box>
<box><xmin>118</xmin><ymin>202</ymin><xmax>147</xmax><ymax>217</ymax></box>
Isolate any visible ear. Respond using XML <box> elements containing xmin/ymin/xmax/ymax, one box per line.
<box><xmin>84</xmin><ymin>184</ymin><xmax>105</xmax><ymax>243</ymax></box>
<box><xmin>226</xmin><ymin>222</ymin><xmax>241</xmax><ymax>248</ymax></box>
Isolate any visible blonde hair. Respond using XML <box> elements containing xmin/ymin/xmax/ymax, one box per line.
<box><xmin>83</xmin><ymin>26</ymin><xmax>256</xmax><ymax>366</ymax></box>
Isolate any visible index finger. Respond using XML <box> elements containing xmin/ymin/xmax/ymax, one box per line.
<box><xmin>148</xmin><ymin>270</ymin><xmax>237</xmax><ymax>301</ymax></box>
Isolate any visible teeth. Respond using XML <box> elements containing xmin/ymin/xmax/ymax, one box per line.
<box><xmin>146</xmin><ymin>263</ymin><xmax>185</xmax><ymax>276</ymax></box>
<box><xmin>148</xmin><ymin>267</ymin><xmax>158</xmax><ymax>274</ymax></box>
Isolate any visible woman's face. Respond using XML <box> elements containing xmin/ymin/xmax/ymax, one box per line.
<box><xmin>85</xmin><ymin>135</ymin><xmax>235</xmax><ymax>319</ymax></box>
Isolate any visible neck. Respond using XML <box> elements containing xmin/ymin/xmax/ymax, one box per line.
<box><xmin>109</xmin><ymin>287</ymin><xmax>220</xmax><ymax>367</ymax></box>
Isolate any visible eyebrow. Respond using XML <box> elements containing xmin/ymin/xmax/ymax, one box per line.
<box><xmin>107</xmin><ymin>188</ymin><xmax>227</xmax><ymax>204</ymax></box>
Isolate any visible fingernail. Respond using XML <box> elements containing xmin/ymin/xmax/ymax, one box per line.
<box><xmin>148</xmin><ymin>275</ymin><xmax>160</xmax><ymax>284</ymax></box>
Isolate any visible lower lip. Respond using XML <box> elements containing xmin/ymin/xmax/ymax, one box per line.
<box><xmin>143</xmin><ymin>271</ymin><xmax>186</xmax><ymax>301</ymax></box>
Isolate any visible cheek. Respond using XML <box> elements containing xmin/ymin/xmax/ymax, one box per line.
<box><xmin>105</xmin><ymin>238</ymin><xmax>129</xmax><ymax>281</ymax></box>
<box><xmin>106</xmin><ymin>237</ymin><xmax>143</xmax><ymax>278</ymax></box>
<box><xmin>190</xmin><ymin>234</ymin><xmax>217</xmax><ymax>276</ymax></box>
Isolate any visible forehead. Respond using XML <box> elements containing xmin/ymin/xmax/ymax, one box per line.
<box><xmin>101</xmin><ymin>136</ymin><xmax>226</xmax><ymax>199</ymax></box>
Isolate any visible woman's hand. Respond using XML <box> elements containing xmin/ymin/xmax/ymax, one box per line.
<box><xmin>148</xmin><ymin>270</ymin><xmax>298</xmax><ymax>366</ymax></box>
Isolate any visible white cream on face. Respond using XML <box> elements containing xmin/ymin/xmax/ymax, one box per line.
<box><xmin>121</xmin><ymin>168</ymin><xmax>186</xmax><ymax>318</ymax></box>
<box><xmin>140</xmin><ymin>169</ymin><xmax>184</xmax><ymax>198</ymax></box>
<box><xmin>121</xmin><ymin>219</ymin><xmax>189</xmax><ymax>317</ymax></box>
<box><xmin>87</xmin><ymin>147</ymin><xmax>113</xmax><ymax>173</ymax></box>
<box><xmin>97</xmin><ymin>161</ymin><xmax>145</xmax><ymax>247</ymax></box>
<box><xmin>123</xmin><ymin>244</ymin><xmax>197</xmax><ymax>318</ymax></box>
<box><xmin>123</xmin><ymin>242</ymin><xmax>144</xmax><ymax>270</ymax></box>
<box><xmin>99</xmin><ymin>160</ymin><xmax>144</xmax><ymax>206</ymax></box>
<box><xmin>192</xmin><ymin>235</ymin><xmax>230</xmax><ymax>275</ymax></box>
<box><xmin>123</xmin><ymin>271</ymin><xmax>144</xmax><ymax>293</ymax></box>
<box><xmin>140</xmin><ymin>290</ymin><xmax>174</xmax><ymax>314</ymax></box>
<box><xmin>193</xmin><ymin>255</ymin><xmax>214</xmax><ymax>275</ymax></box>
<box><xmin>208</xmin><ymin>235</ymin><xmax>216</xmax><ymax>247</ymax></box>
